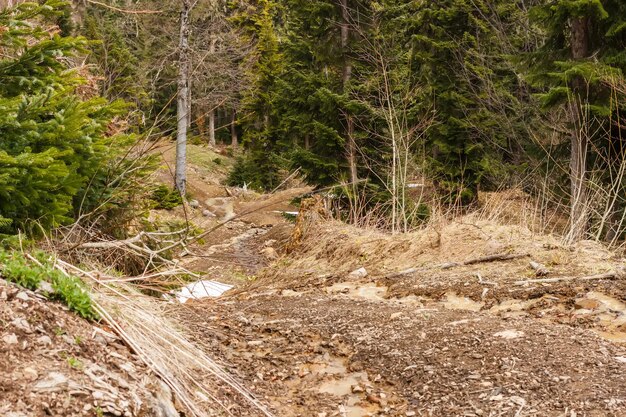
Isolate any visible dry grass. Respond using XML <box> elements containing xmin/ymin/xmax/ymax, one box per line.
<box><xmin>255</xmin><ymin>192</ymin><xmax>620</xmax><ymax>291</ymax></box>
<box><xmin>54</xmin><ymin>260</ymin><xmax>274</xmax><ymax>417</ymax></box>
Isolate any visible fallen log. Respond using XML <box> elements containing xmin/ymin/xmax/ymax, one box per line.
<box><xmin>514</xmin><ymin>272</ymin><xmax>621</xmax><ymax>286</ymax></box>
<box><xmin>440</xmin><ymin>253</ymin><xmax>529</xmax><ymax>270</ymax></box>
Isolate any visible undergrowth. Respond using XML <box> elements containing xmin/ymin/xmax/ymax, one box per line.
<box><xmin>0</xmin><ymin>251</ymin><xmax>98</xmax><ymax>320</ymax></box>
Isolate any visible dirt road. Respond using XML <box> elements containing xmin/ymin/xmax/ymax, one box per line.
<box><xmin>170</xmin><ymin>213</ymin><xmax>626</xmax><ymax>417</ymax></box>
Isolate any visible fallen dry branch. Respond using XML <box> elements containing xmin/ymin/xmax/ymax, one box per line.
<box><xmin>384</xmin><ymin>267</ymin><xmax>419</xmax><ymax>279</ymax></box>
<box><xmin>441</xmin><ymin>253</ymin><xmax>530</xmax><ymax>269</ymax></box>
<box><xmin>529</xmin><ymin>261</ymin><xmax>550</xmax><ymax>277</ymax></box>
<box><xmin>514</xmin><ymin>271</ymin><xmax>622</xmax><ymax>286</ymax></box>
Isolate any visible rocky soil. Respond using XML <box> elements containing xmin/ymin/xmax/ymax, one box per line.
<box><xmin>169</xmin><ymin>194</ymin><xmax>626</xmax><ymax>417</ymax></box>
<box><xmin>0</xmin><ymin>278</ymin><xmax>178</xmax><ymax>417</ymax></box>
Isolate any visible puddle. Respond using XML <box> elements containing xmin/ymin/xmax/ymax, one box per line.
<box><xmin>441</xmin><ymin>292</ymin><xmax>484</xmax><ymax>312</ymax></box>
<box><xmin>342</xmin><ymin>403</ymin><xmax>379</xmax><ymax>417</ymax></box>
<box><xmin>595</xmin><ymin>330</ymin><xmax>626</xmax><ymax>343</ymax></box>
<box><xmin>586</xmin><ymin>292</ymin><xmax>626</xmax><ymax>313</ymax></box>
<box><xmin>298</xmin><ymin>355</ymin><xmax>380</xmax><ymax>416</ymax></box>
<box><xmin>318</xmin><ymin>373</ymin><xmax>365</xmax><ymax>396</ymax></box>
<box><xmin>306</xmin><ymin>357</ymin><xmax>347</xmax><ymax>375</ymax></box>
<box><xmin>490</xmin><ymin>298</ymin><xmax>538</xmax><ymax>313</ymax></box>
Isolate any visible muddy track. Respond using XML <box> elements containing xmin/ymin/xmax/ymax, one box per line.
<box><xmin>171</xmin><ymin>218</ymin><xmax>626</xmax><ymax>417</ymax></box>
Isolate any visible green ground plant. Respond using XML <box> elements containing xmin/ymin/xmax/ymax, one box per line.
<box><xmin>0</xmin><ymin>251</ymin><xmax>98</xmax><ymax>320</ymax></box>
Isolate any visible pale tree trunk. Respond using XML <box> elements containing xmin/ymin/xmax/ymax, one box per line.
<box><xmin>567</xmin><ymin>16</ymin><xmax>590</xmax><ymax>242</ymax></box>
<box><xmin>208</xmin><ymin>38</ymin><xmax>217</xmax><ymax>147</ymax></box>
<box><xmin>340</xmin><ymin>0</ymin><xmax>358</xmax><ymax>184</ymax></box>
<box><xmin>231</xmin><ymin>110</ymin><xmax>238</xmax><ymax>148</ymax></box>
<box><xmin>175</xmin><ymin>0</ymin><xmax>191</xmax><ymax>195</ymax></box>
<box><xmin>208</xmin><ymin>110</ymin><xmax>216</xmax><ymax>147</ymax></box>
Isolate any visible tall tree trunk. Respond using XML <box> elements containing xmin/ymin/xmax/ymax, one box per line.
<box><xmin>340</xmin><ymin>0</ymin><xmax>358</xmax><ymax>184</ymax></box>
<box><xmin>208</xmin><ymin>37</ymin><xmax>217</xmax><ymax>147</ymax></box>
<box><xmin>568</xmin><ymin>16</ymin><xmax>590</xmax><ymax>242</ymax></box>
<box><xmin>231</xmin><ymin>110</ymin><xmax>238</xmax><ymax>148</ymax></box>
<box><xmin>175</xmin><ymin>0</ymin><xmax>191</xmax><ymax>195</ymax></box>
<box><xmin>208</xmin><ymin>110</ymin><xmax>216</xmax><ymax>147</ymax></box>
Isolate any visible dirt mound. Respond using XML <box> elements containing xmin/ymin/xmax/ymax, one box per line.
<box><xmin>0</xmin><ymin>278</ymin><xmax>178</xmax><ymax>417</ymax></box>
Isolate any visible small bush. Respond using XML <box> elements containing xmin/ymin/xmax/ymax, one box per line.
<box><xmin>150</xmin><ymin>185</ymin><xmax>183</xmax><ymax>210</ymax></box>
<box><xmin>0</xmin><ymin>251</ymin><xmax>98</xmax><ymax>320</ymax></box>
<box><xmin>227</xmin><ymin>151</ymin><xmax>282</xmax><ymax>191</ymax></box>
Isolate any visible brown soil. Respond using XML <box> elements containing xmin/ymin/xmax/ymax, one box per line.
<box><xmin>6</xmin><ymin>145</ymin><xmax>626</xmax><ymax>417</ymax></box>
<box><xmin>0</xmin><ymin>278</ymin><xmax>178</xmax><ymax>417</ymax></box>
<box><xmin>169</xmin><ymin>195</ymin><xmax>626</xmax><ymax>416</ymax></box>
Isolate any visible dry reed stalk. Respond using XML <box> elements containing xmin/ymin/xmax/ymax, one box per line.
<box><xmin>55</xmin><ymin>259</ymin><xmax>274</xmax><ymax>417</ymax></box>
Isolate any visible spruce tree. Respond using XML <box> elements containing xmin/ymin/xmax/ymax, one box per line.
<box><xmin>0</xmin><ymin>1</ymin><xmax>136</xmax><ymax>233</ymax></box>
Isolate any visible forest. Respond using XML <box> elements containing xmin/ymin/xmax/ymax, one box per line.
<box><xmin>0</xmin><ymin>0</ymin><xmax>624</xmax><ymax>242</ymax></box>
<box><xmin>2</xmin><ymin>1</ymin><xmax>626</xmax><ymax>417</ymax></box>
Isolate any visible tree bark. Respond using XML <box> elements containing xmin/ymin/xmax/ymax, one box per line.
<box><xmin>208</xmin><ymin>37</ymin><xmax>217</xmax><ymax>147</ymax></box>
<box><xmin>231</xmin><ymin>110</ymin><xmax>238</xmax><ymax>148</ymax></box>
<box><xmin>208</xmin><ymin>110</ymin><xmax>216</xmax><ymax>147</ymax></box>
<box><xmin>175</xmin><ymin>1</ymin><xmax>191</xmax><ymax>195</ymax></box>
<box><xmin>340</xmin><ymin>0</ymin><xmax>358</xmax><ymax>184</ymax></box>
<box><xmin>567</xmin><ymin>16</ymin><xmax>590</xmax><ymax>242</ymax></box>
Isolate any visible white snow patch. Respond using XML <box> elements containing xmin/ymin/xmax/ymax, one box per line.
<box><xmin>176</xmin><ymin>281</ymin><xmax>233</xmax><ymax>303</ymax></box>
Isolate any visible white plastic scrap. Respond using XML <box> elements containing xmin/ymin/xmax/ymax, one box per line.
<box><xmin>176</xmin><ymin>280</ymin><xmax>234</xmax><ymax>303</ymax></box>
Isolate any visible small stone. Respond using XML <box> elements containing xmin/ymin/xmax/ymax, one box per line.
<box><xmin>37</xmin><ymin>335</ymin><xmax>52</xmax><ymax>345</ymax></box>
<box><xmin>202</xmin><ymin>209</ymin><xmax>215</xmax><ymax>217</ymax></box>
<box><xmin>11</xmin><ymin>317</ymin><xmax>32</xmax><ymax>333</ymax></box>
<box><xmin>23</xmin><ymin>367</ymin><xmax>39</xmax><ymax>381</ymax></box>
<box><xmin>33</xmin><ymin>372</ymin><xmax>69</xmax><ymax>392</ymax></box>
<box><xmin>510</xmin><ymin>396</ymin><xmax>526</xmax><ymax>407</ymax></box>
<box><xmin>493</xmin><ymin>330</ymin><xmax>524</xmax><ymax>340</ymax></box>
<box><xmin>351</xmin><ymin>385</ymin><xmax>364</xmax><ymax>393</ymax></box>
<box><xmin>247</xmin><ymin>340</ymin><xmax>263</xmax><ymax>347</ymax></box>
<box><xmin>260</xmin><ymin>247</ymin><xmax>278</xmax><ymax>260</ymax></box>
<box><xmin>189</xmin><ymin>200</ymin><xmax>200</xmax><ymax>208</ymax></box>
<box><xmin>92</xmin><ymin>391</ymin><xmax>105</xmax><ymax>400</ymax></box>
<box><xmin>348</xmin><ymin>267</ymin><xmax>368</xmax><ymax>279</ymax></box>
<box><xmin>390</xmin><ymin>312</ymin><xmax>403</xmax><ymax>320</ymax></box>
<box><xmin>575</xmin><ymin>299</ymin><xmax>600</xmax><ymax>310</ymax></box>
<box><xmin>615</xmin><ymin>356</ymin><xmax>626</xmax><ymax>364</ymax></box>
<box><xmin>3</xmin><ymin>333</ymin><xmax>18</xmax><ymax>345</ymax></box>
<box><xmin>0</xmin><ymin>290</ymin><xmax>7</xmax><ymax>300</ymax></box>
<box><xmin>15</xmin><ymin>291</ymin><xmax>30</xmax><ymax>301</ymax></box>
<box><xmin>38</xmin><ymin>281</ymin><xmax>55</xmax><ymax>294</ymax></box>
<box><xmin>406</xmin><ymin>412</ymin><xmax>416</xmax><ymax>417</ymax></box>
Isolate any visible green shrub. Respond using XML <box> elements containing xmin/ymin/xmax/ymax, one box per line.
<box><xmin>150</xmin><ymin>185</ymin><xmax>183</xmax><ymax>210</ymax></box>
<box><xmin>0</xmin><ymin>251</ymin><xmax>98</xmax><ymax>320</ymax></box>
<box><xmin>227</xmin><ymin>151</ymin><xmax>282</xmax><ymax>191</ymax></box>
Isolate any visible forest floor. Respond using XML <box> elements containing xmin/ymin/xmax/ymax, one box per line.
<box><xmin>161</xmin><ymin>145</ymin><xmax>626</xmax><ymax>417</ymax></box>
<box><xmin>2</xmin><ymin>144</ymin><xmax>626</xmax><ymax>417</ymax></box>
